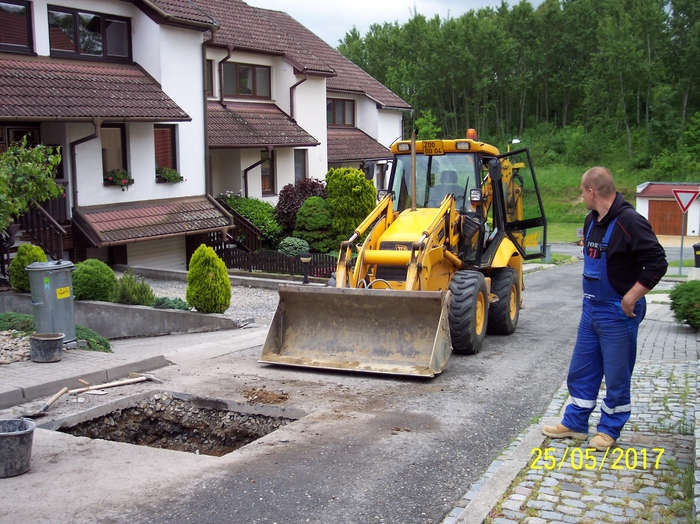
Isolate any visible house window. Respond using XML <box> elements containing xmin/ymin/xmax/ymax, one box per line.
<box><xmin>222</xmin><ymin>63</ymin><xmax>271</xmax><ymax>99</ymax></box>
<box><xmin>0</xmin><ymin>0</ymin><xmax>32</xmax><ymax>54</ymax></box>
<box><xmin>294</xmin><ymin>149</ymin><xmax>307</xmax><ymax>184</ymax></box>
<box><xmin>154</xmin><ymin>125</ymin><xmax>177</xmax><ymax>170</ymax></box>
<box><xmin>327</xmin><ymin>99</ymin><xmax>355</xmax><ymax>126</ymax></box>
<box><xmin>101</xmin><ymin>125</ymin><xmax>126</xmax><ymax>174</ymax></box>
<box><xmin>48</xmin><ymin>6</ymin><xmax>131</xmax><ymax>62</ymax></box>
<box><xmin>205</xmin><ymin>59</ymin><xmax>214</xmax><ymax>96</ymax></box>
<box><xmin>261</xmin><ymin>150</ymin><xmax>275</xmax><ymax>195</ymax></box>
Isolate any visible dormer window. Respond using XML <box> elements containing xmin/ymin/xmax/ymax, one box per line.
<box><xmin>327</xmin><ymin>99</ymin><xmax>355</xmax><ymax>126</ymax></box>
<box><xmin>222</xmin><ymin>63</ymin><xmax>271</xmax><ymax>99</ymax></box>
<box><xmin>48</xmin><ymin>6</ymin><xmax>131</xmax><ymax>62</ymax></box>
<box><xmin>0</xmin><ymin>1</ymin><xmax>33</xmax><ymax>54</ymax></box>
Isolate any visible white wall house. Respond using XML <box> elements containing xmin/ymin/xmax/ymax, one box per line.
<box><xmin>1</xmin><ymin>0</ymin><xmax>409</xmax><ymax>270</ymax></box>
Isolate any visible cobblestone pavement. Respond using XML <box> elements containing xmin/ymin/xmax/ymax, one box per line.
<box><xmin>445</xmin><ymin>306</ymin><xmax>699</xmax><ymax>524</ymax></box>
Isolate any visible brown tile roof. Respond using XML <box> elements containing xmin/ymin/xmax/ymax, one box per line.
<box><xmin>0</xmin><ymin>58</ymin><xmax>191</xmax><ymax>121</ymax></box>
<box><xmin>326</xmin><ymin>128</ymin><xmax>391</xmax><ymax>163</ymax></box>
<box><xmin>196</xmin><ymin>0</ymin><xmax>333</xmax><ymax>75</ymax></box>
<box><xmin>637</xmin><ymin>182</ymin><xmax>700</xmax><ymax>198</ymax></box>
<box><xmin>72</xmin><ymin>196</ymin><xmax>232</xmax><ymax>247</ymax></box>
<box><xmin>208</xmin><ymin>102</ymin><xmax>319</xmax><ymax>148</ymax></box>
<box><xmin>193</xmin><ymin>0</ymin><xmax>410</xmax><ymax>110</ymax></box>
<box><xmin>138</xmin><ymin>0</ymin><xmax>218</xmax><ymax>29</ymax></box>
<box><xmin>260</xmin><ymin>9</ymin><xmax>410</xmax><ymax>110</ymax></box>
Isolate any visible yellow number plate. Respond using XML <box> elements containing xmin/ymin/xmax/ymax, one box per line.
<box><xmin>56</xmin><ymin>286</ymin><xmax>71</xmax><ymax>300</ymax></box>
<box><xmin>423</xmin><ymin>140</ymin><xmax>444</xmax><ymax>155</ymax></box>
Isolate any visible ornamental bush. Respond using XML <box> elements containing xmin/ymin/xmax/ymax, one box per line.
<box><xmin>293</xmin><ymin>196</ymin><xmax>337</xmax><ymax>253</ymax></box>
<box><xmin>153</xmin><ymin>297</ymin><xmax>191</xmax><ymax>311</ymax></box>
<box><xmin>111</xmin><ymin>269</ymin><xmax>156</xmax><ymax>306</ymax></box>
<box><xmin>219</xmin><ymin>194</ymin><xmax>283</xmax><ymax>248</ymax></box>
<box><xmin>278</xmin><ymin>236</ymin><xmax>310</xmax><ymax>257</ymax></box>
<box><xmin>72</xmin><ymin>259</ymin><xmax>117</xmax><ymax>301</ymax></box>
<box><xmin>275</xmin><ymin>178</ymin><xmax>327</xmax><ymax>232</ymax></box>
<box><xmin>8</xmin><ymin>244</ymin><xmax>47</xmax><ymax>292</ymax></box>
<box><xmin>186</xmin><ymin>244</ymin><xmax>231</xmax><ymax>314</ymax></box>
<box><xmin>325</xmin><ymin>167</ymin><xmax>376</xmax><ymax>243</ymax></box>
<box><xmin>669</xmin><ymin>280</ymin><xmax>700</xmax><ymax>329</ymax></box>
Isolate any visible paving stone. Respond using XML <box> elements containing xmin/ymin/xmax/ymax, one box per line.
<box><xmin>527</xmin><ymin>500</ymin><xmax>554</xmax><ymax>511</ymax></box>
<box><xmin>557</xmin><ymin>504</ymin><xmax>583</xmax><ymax>516</ymax></box>
<box><xmin>561</xmin><ymin>498</ymin><xmax>586</xmax><ymax>509</ymax></box>
<box><xmin>594</xmin><ymin>503</ymin><xmax>624</xmax><ymax>516</ymax></box>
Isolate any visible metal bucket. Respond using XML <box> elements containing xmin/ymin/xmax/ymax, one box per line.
<box><xmin>29</xmin><ymin>333</ymin><xmax>64</xmax><ymax>363</ymax></box>
<box><xmin>0</xmin><ymin>418</ymin><xmax>36</xmax><ymax>478</ymax></box>
<box><xmin>260</xmin><ymin>285</ymin><xmax>452</xmax><ymax>377</ymax></box>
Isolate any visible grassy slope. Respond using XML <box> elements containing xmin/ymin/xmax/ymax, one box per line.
<box><xmin>535</xmin><ymin>163</ymin><xmax>650</xmax><ymax>243</ymax></box>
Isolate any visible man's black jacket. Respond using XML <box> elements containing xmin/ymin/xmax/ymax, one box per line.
<box><xmin>583</xmin><ymin>192</ymin><xmax>668</xmax><ymax>296</ymax></box>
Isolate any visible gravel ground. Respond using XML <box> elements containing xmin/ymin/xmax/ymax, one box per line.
<box><xmin>143</xmin><ymin>278</ymin><xmax>280</xmax><ymax>326</ymax></box>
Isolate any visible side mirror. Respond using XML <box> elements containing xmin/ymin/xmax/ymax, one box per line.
<box><xmin>377</xmin><ymin>189</ymin><xmax>393</xmax><ymax>200</ymax></box>
<box><xmin>469</xmin><ymin>188</ymin><xmax>482</xmax><ymax>205</ymax></box>
<box><xmin>488</xmin><ymin>159</ymin><xmax>502</xmax><ymax>181</ymax></box>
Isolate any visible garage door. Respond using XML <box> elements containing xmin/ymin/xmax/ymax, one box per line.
<box><xmin>648</xmin><ymin>199</ymin><xmax>686</xmax><ymax>235</ymax></box>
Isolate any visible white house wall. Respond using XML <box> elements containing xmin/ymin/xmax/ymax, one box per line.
<box><xmin>377</xmin><ymin>110</ymin><xmax>403</xmax><ymax>149</ymax></box>
<box><xmin>294</xmin><ymin>76</ymin><xmax>327</xmax><ymax>180</ymax></box>
<box><xmin>210</xmin><ymin>148</ymin><xmax>242</xmax><ymax>197</ymax></box>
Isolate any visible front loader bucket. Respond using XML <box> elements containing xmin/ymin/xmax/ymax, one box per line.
<box><xmin>260</xmin><ymin>285</ymin><xmax>452</xmax><ymax>378</ymax></box>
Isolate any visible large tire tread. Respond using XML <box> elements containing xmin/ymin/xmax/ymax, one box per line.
<box><xmin>449</xmin><ymin>271</ymin><xmax>488</xmax><ymax>355</ymax></box>
<box><xmin>487</xmin><ymin>268</ymin><xmax>520</xmax><ymax>335</ymax></box>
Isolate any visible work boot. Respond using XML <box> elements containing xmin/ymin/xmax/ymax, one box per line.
<box><xmin>541</xmin><ymin>423</ymin><xmax>588</xmax><ymax>440</ymax></box>
<box><xmin>588</xmin><ymin>432</ymin><xmax>615</xmax><ymax>451</ymax></box>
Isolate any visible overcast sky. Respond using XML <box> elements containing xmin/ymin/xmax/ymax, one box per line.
<box><xmin>248</xmin><ymin>0</ymin><xmax>516</xmax><ymax>47</ymax></box>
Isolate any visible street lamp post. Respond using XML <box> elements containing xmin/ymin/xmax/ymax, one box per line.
<box><xmin>299</xmin><ymin>252</ymin><xmax>312</xmax><ymax>284</ymax></box>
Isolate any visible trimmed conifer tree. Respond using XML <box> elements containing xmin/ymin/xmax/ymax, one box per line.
<box><xmin>185</xmin><ymin>244</ymin><xmax>231</xmax><ymax>314</ymax></box>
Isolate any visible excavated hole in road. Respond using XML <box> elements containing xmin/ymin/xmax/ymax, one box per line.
<box><xmin>58</xmin><ymin>391</ymin><xmax>301</xmax><ymax>457</ymax></box>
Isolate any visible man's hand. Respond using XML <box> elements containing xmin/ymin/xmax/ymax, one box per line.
<box><xmin>621</xmin><ymin>282</ymin><xmax>651</xmax><ymax>317</ymax></box>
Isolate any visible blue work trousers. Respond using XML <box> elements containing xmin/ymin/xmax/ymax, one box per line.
<box><xmin>561</xmin><ymin>298</ymin><xmax>645</xmax><ymax>440</ymax></box>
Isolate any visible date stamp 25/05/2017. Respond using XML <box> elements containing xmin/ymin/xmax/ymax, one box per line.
<box><xmin>530</xmin><ymin>447</ymin><xmax>666</xmax><ymax>471</ymax></box>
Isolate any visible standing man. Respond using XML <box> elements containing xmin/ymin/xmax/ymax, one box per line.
<box><xmin>542</xmin><ymin>166</ymin><xmax>668</xmax><ymax>451</ymax></box>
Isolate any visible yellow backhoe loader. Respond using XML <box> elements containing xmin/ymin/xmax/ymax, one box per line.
<box><xmin>260</xmin><ymin>129</ymin><xmax>547</xmax><ymax>377</ymax></box>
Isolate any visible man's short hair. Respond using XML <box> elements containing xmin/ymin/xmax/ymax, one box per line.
<box><xmin>583</xmin><ymin>167</ymin><xmax>616</xmax><ymax>198</ymax></box>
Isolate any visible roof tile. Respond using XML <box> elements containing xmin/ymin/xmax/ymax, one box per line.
<box><xmin>327</xmin><ymin>128</ymin><xmax>391</xmax><ymax>163</ymax></box>
<box><xmin>0</xmin><ymin>58</ymin><xmax>190</xmax><ymax>121</ymax></box>
<box><xmin>208</xmin><ymin>102</ymin><xmax>319</xmax><ymax>148</ymax></box>
<box><xmin>74</xmin><ymin>196</ymin><xmax>231</xmax><ymax>246</ymax></box>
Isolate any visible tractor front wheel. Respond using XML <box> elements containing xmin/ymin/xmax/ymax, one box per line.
<box><xmin>449</xmin><ymin>271</ymin><xmax>488</xmax><ymax>355</ymax></box>
<box><xmin>487</xmin><ymin>268</ymin><xmax>520</xmax><ymax>335</ymax></box>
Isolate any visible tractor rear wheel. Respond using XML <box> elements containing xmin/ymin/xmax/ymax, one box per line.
<box><xmin>448</xmin><ymin>271</ymin><xmax>488</xmax><ymax>355</ymax></box>
<box><xmin>487</xmin><ymin>268</ymin><xmax>520</xmax><ymax>335</ymax></box>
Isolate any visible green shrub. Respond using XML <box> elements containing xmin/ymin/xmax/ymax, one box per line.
<box><xmin>275</xmin><ymin>178</ymin><xmax>327</xmax><ymax>232</ymax></box>
<box><xmin>293</xmin><ymin>196</ymin><xmax>337</xmax><ymax>253</ymax></box>
<box><xmin>669</xmin><ymin>281</ymin><xmax>700</xmax><ymax>329</ymax></box>
<box><xmin>278</xmin><ymin>236</ymin><xmax>310</xmax><ymax>257</ymax></box>
<box><xmin>153</xmin><ymin>297</ymin><xmax>191</xmax><ymax>311</ymax></box>
<box><xmin>186</xmin><ymin>244</ymin><xmax>231</xmax><ymax>314</ymax></box>
<box><xmin>8</xmin><ymin>244</ymin><xmax>47</xmax><ymax>292</ymax></box>
<box><xmin>0</xmin><ymin>312</ymin><xmax>111</xmax><ymax>352</ymax></box>
<box><xmin>218</xmin><ymin>193</ymin><xmax>283</xmax><ymax>248</ymax></box>
<box><xmin>325</xmin><ymin>167</ymin><xmax>376</xmax><ymax>243</ymax></box>
<box><xmin>111</xmin><ymin>269</ymin><xmax>156</xmax><ymax>306</ymax></box>
<box><xmin>72</xmin><ymin>259</ymin><xmax>117</xmax><ymax>301</ymax></box>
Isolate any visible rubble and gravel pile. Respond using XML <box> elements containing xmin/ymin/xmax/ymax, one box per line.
<box><xmin>60</xmin><ymin>392</ymin><xmax>296</xmax><ymax>456</ymax></box>
<box><xmin>0</xmin><ymin>330</ymin><xmax>30</xmax><ymax>363</ymax></box>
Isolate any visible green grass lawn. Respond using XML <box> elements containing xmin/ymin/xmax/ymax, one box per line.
<box><xmin>547</xmin><ymin>222</ymin><xmax>582</xmax><ymax>243</ymax></box>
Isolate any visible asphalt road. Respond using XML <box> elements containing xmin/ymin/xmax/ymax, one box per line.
<box><xmin>101</xmin><ymin>262</ymin><xmax>583</xmax><ymax>524</ymax></box>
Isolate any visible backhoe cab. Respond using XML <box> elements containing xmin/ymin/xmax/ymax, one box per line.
<box><xmin>260</xmin><ymin>130</ymin><xmax>547</xmax><ymax>377</ymax></box>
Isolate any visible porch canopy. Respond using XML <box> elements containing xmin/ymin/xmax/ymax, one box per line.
<box><xmin>72</xmin><ymin>196</ymin><xmax>232</xmax><ymax>248</ymax></box>
<box><xmin>0</xmin><ymin>58</ymin><xmax>190</xmax><ymax>122</ymax></box>
<box><xmin>326</xmin><ymin>128</ymin><xmax>391</xmax><ymax>163</ymax></box>
<box><xmin>208</xmin><ymin>102</ymin><xmax>319</xmax><ymax>148</ymax></box>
